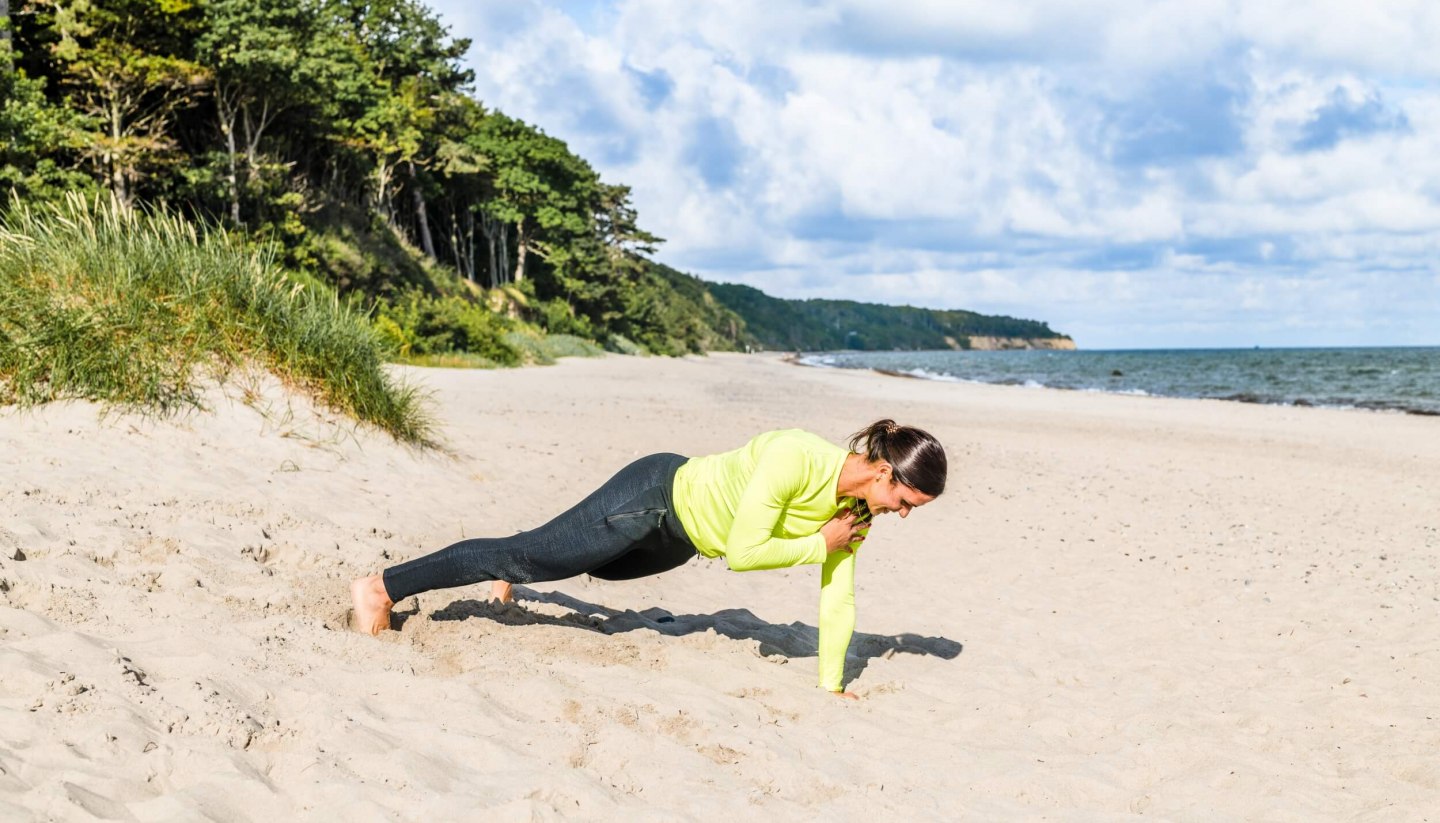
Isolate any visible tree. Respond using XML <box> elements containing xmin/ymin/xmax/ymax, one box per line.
<box><xmin>38</xmin><ymin>0</ymin><xmax>207</xmax><ymax>205</ymax></box>
<box><xmin>327</xmin><ymin>0</ymin><xmax>470</xmax><ymax>254</ymax></box>
<box><xmin>0</xmin><ymin>8</ymin><xmax>95</xmax><ymax>201</ymax></box>
<box><xmin>426</xmin><ymin>93</ymin><xmax>490</xmax><ymax>281</ymax></box>
<box><xmin>597</xmin><ymin>182</ymin><xmax>662</xmax><ymax>276</ymax></box>
<box><xmin>470</xmin><ymin>113</ymin><xmax>603</xmax><ymax>289</ymax></box>
<box><xmin>195</xmin><ymin>0</ymin><xmax>315</xmax><ymax>225</ymax></box>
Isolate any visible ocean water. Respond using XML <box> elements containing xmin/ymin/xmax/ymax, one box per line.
<box><xmin>796</xmin><ymin>347</ymin><xmax>1440</xmax><ymax>415</ymax></box>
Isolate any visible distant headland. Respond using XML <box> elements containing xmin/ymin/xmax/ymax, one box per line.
<box><xmin>699</xmin><ymin>277</ymin><xmax>1074</xmax><ymax>353</ymax></box>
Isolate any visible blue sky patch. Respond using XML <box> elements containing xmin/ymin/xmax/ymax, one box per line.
<box><xmin>1072</xmin><ymin>244</ymin><xmax>1165</xmax><ymax>271</ymax></box>
<box><xmin>557</xmin><ymin>80</ymin><xmax>639</xmax><ymax>165</ymax></box>
<box><xmin>684</xmin><ymin>117</ymin><xmax>745</xmax><ymax>189</ymax></box>
<box><xmin>746</xmin><ymin>63</ymin><xmax>798</xmax><ymax>100</ymax></box>
<box><xmin>784</xmin><ymin>214</ymin><xmax>1011</xmax><ymax>254</ymax></box>
<box><xmin>624</xmin><ymin>64</ymin><xmax>674</xmax><ymax>110</ymax></box>
<box><xmin>1108</xmin><ymin>73</ymin><xmax>1247</xmax><ymax>168</ymax></box>
<box><xmin>1294</xmin><ymin>88</ymin><xmax>1409</xmax><ymax>152</ymax></box>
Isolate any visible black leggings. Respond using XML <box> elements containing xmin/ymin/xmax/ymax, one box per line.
<box><xmin>382</xmin><ymin>453</ymin><xmax>696</xmax><ymax>603</ymax></box>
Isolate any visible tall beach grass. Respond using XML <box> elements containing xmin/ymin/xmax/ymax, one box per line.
<box><xmin>0</xmin><ymin>195</ymin><xmax>433</xmax><ymax>444</ymax></box>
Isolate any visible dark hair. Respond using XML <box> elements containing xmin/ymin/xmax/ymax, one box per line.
<box><xmin>848</xmin><ymin>419</ymin><xmax>947</xmax><ymax>497</ymax></box>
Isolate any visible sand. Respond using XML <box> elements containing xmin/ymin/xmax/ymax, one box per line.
<box><xmin>2</xmin><ymin>353</ymin><xmax>1437</xmax><ymax>821</ymax></box>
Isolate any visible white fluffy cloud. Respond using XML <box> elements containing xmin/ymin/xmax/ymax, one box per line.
<box><xmin>427</xmin><ymin>0</ymin><xmax>1440</xmax><ymax>347</ymax></box>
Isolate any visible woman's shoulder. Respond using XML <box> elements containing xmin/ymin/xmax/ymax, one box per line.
<box><xmin>751</xmin><ymin>428</ymin><xmax>846</xmax><ymax>461</ymax></box>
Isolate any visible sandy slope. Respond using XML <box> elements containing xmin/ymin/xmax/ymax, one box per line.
<box><xmin>2</xmin><ymin>353</ymin><xmax>1437</xmax><ymax>821</ymax></box>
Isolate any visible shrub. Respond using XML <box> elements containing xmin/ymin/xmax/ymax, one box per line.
<box><xmin>499</xmin><ymin>330</ymin><xmax>604</xmax><ymax>365</ymax></box>
<box><xmin>536</xmin><ymin>297</ymin><xmax>596</xmax><ymax>339</ymax></box>
<box><xmin>373</xmin><ymin>291</ymin><xmax>522</xmax><ymax>366</ymax></box>
<box><xmin>538</xmin><ymin>334</ymin><xmax>606</xmax><ymax>359</ymax></box>
<box><xmin>604</xmin><ymin>334</ymin><xmax>649</xmax><ymax>356</ymax></box>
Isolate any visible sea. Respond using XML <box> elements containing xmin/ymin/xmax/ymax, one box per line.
<box><xmin>795</xmin><ymin>347</ymin><xmax>1440</xmax><ymax>416</ymax></box>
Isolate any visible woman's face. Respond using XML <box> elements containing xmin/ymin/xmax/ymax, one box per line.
<box><xmin>864</xmin><ymin>468</ymin><xmax>935</xmax><ymax>518</ymax></box>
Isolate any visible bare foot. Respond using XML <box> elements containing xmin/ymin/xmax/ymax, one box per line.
<box><xmin>491</xmin><ymin>580</ymin><xmax>513</xmax><ymax>604</ymax></box>
<box><xmin>350</xmin><ymin>574</ymin><xmax>394</xmax><ymax>636</ymax></box>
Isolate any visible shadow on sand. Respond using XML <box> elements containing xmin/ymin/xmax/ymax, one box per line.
<box><xmin>405</xmin><ymin>586</ymin><xmax>962</xmax><ymax>684</ymax></box>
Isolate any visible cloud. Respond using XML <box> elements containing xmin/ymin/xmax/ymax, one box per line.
<box><xmin>1237</xmin><ymin>0</ymin><xmax>1440</xmax><ymax>77</ymax></box>
<box><xmin>426</xmin><ymin>0</ymin><xmax>1440</xmax><ymax>347</ymax></box>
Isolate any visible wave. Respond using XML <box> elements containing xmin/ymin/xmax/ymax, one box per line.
<box><xmin>872</xmin><ymin>367</ymin><xmax>966</xmax><ymax>383</ymax></box>
<box><xmin>795</xmin><ymin>354</ymin><xmax>840</xmax><ymax>368</ymax></box>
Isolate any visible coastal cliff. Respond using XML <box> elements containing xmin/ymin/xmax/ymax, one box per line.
<box><xmin>962</xmin><ymin>335</ymin><xmax>1078</xmax><ymax>351</ymax></box>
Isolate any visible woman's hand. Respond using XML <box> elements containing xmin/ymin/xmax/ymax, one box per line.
<box><xmin>820</xmin><ymin>506</ymin><xmax>869</xmax><ymax>554</ymax></box>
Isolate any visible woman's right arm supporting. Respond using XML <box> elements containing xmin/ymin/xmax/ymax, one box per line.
<box><xmin>817</xmin><ymin>546</ymin><xmax>857</xmax><ymax>693</ymax></box>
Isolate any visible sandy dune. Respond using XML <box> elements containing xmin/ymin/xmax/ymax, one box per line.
<box><xmin>2</xmin><ymin>353</ymin><xmax>1437</xmax><ymax>820</ymax></box>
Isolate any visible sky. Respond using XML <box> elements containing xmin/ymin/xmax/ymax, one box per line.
<box><xmin>424</xmin><ymin>0</ymin><xmax>1440</xmax><ymax>349</ymax></box>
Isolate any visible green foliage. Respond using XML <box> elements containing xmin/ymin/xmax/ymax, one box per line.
<box><xmin>539</xmin><ymin>334</ymin><xmax>606</xmax><ymax>359</ymax></box>
<box><xmin>299</xmin><ymin>203</ymin><xmax>451</xmax><ymax>297</ymax></box>
<box><xmin>0</xmin><ymin>195</ymin><xmax>433</xmax><ymax>443</ymax></box>
<box><xmin>604</xmin><ymin>334</ymin><xmax>649</xmax><ymax>356</ymax></box>
<box><xmin>535</xmin><ymin>297</ymin><xmax>595</xmax><ymax>339</ymax></box>
<box><xmin>616</xmin><ymin>262</ymin><xmax>752</xmax><ymax>355</ymax></box>
<box><xmin>37</xmin><ymin>0</ymin><xmax>208</xmax><ymax>205</ymax></box>
<box><xmin>372</xmin><ymin>290</ymin><xmax>521</xmax><ymax>365</ymax></box>
<box><xmin>0</xmin><ymin>44</ymin><xmax>96</xmax><ymax>201</ymax></box>
<box><xmin>396</xmin><ymin>351</ymin><xmax>502</xmax><ymax>369</ymax></box>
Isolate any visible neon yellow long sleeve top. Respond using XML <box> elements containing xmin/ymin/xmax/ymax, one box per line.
<box><xmin>671</xmin><ymin>429</ymin><xmax>860</xmax><ymax>692</ymax></box>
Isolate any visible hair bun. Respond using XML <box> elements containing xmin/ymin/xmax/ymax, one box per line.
<box><xmin>846</xmin><ymin>418</ymin><xmax>947</xmax><ymax>497</ymax></box>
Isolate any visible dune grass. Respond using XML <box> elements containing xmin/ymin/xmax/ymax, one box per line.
<box><xmin>500</xmin><ymin>331</ymin><xmax>606</xmax><ymax>366</ymax></box>
<box><xmin>396</xmin><ymin>351</ymin><xmax>503</xmax><ymax>369</ymax></box>
<box><xmin>0</xmin><ymin>195</ymin><xmax>433</xmax><ymax>444</ymax></box>
<box><xmin>389</xmin><ymin>330</ymin><xmax>607</xmax><ymax>369</ymax></box>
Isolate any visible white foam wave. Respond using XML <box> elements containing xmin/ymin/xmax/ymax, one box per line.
<box><xmin>795</xmin><ymin>354</ymin><xmax>838</xmax><ymax>368</ymax></box>
<box><xmin>900</xmin><ymin>367</ymin><xmax>964</xmax><ymax>383</ymax></box>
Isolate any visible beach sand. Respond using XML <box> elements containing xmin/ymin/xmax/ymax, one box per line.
<box><xmin>2</xmin><ymin>353</ymin><xmax>1437</xmax><ymax>820</ymax></box>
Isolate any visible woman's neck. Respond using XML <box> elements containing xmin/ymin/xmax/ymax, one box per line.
<box><xmin>835</xmin><ymin>452</ymin><xmax>876</xmax><ymax>501</ymax></box>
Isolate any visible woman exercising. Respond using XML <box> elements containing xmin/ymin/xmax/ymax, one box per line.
<box><xmin>350</xmin><ymin>419</ymin><xmax>946</xmax><ymax>699</ymax></box>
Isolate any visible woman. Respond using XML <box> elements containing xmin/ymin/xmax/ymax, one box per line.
<box><xmin>350</xmin><ymin>419</ymin><xmax>946</xmax><ymax>699</ymax></box>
